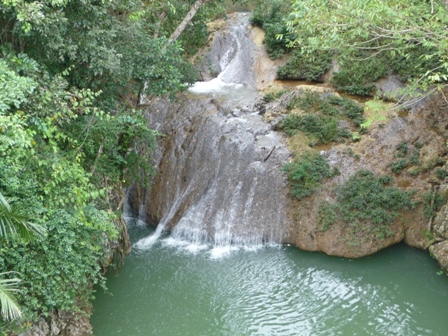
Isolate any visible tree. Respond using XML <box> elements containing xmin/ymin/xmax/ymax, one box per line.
<box><xmin>284</xmin><ymin>0</ymin><xmax>448</xmax><ymax>98</ymax></box>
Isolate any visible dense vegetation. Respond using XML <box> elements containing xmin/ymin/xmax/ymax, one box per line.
<box><xmin>251</xmin><ymin>0</ymin><xmax>448</xmax><ymax>95</ymax></box>
<box><xmin>276</xmin><ymin>90</ymin><xmax>364</xmax><ymax>145</ymax></box>
<box><xmin>0</xmin><ymin>0</ymin><xmax>225</xmax><ymax>331</ymax></box>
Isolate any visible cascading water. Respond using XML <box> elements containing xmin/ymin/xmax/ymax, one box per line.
<box><xmin>93</xmin><ymin>13</ymin><xmax>448</xmax><ymax>336</ymax></box>
<box><xmin>130</xmin><ymin>12</ymin><xmax>292</xmax><ymax>254</ymax></box>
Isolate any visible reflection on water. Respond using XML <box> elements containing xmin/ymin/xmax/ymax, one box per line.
<box><xmin>91</xmin><ymin>226</ymin><xmax>448</xmax><ymax>336</ymax></box>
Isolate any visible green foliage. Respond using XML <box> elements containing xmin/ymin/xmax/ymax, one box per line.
<box><xmin>435</xmin><ymin>168</ymin><xmax>448</xmax><ymax>180</ymax></box>
<box><xmin>388</xmin><ymin>142</ymin><xmax>422</xmax><ymax>174</ymax></box>
<box><xmin>330</xmin><ymin>54</ymin><xmax>388</xmax><ymax>96</ymax></box>
<box><xmin>0</xmin><ymin>207</ymin><xmax>117</xmax><ymax>320</ymax></box>
<box><xmin>389</xmin><ymin>158</ymin><xmax>408</xmax><ymax>174</ymax></box>
<box><xmin>278</xmin><ymin>114</ymin><xmax>347</xmax><ymax>145</ymax></box>
<box><xmin>250</xmin><ymin>0</ymin><xmax>292</xmax><ymax>59</ymax></box>
<box><xmin>319</xmin><ymin>170</ymin><xmax>416</xmax><ymax>236</ymax></box>
<box><xmin>286</xmin><ymin>0</ymin><xmax>448</xmax><ymax>96</ymax></box>
<box><xmin>422</xmin><ymin>191</ymin><xmax>445</xmax><ymax>218</ymax></box>
<box><xmin>263</xmin><ymin>90</ymin><xmax>287</xmax><ymax>103</ymax></box>
<box><xmin>318</xmin><ymin>203</ymin><xmax>338</xmax><ymax>231</ymax></box>
<box><xmin>0</xmin><ymin>58</ymin><xmax>37</xmax><ymax>113</ymax></box>
<box><xmin>0</xmin><ymin>273</ymin><xmax>21</xmax><ymax>321</ymax></box>
<box><xmin>395</xmin><ymin>142</ymin><xmax>409</xmax><ymax>158</ymax></box>
<box><xmin>0</xmin><ymin>192</ymin><xmax>47</xmax><ymax>242</ymax></box>
<box><xmin>282</xmin><ymin>153</ymin><xmax>339</xmax><ymax>199</ymax></box>
<box><xmin>278</xmin><ymin>90</ymin><xmax>364</xmax><ymax>145</ymax></box>
<box><xmin>278</xmin><ymin>49</ymin><xmax>332</xmax><ymax>81</ymax></box>
<box><xmin>286</xmin><ymin>90</ymin><xmax>365</xmax><ymax>125</ymax></box>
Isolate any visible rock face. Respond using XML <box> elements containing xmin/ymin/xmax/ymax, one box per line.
<box><xmin>257</xmin><ymin>76</ymin><xmax>448</xmax><ymax>257</ymax></box>
<box><xmin>17</xmin><ymin>310</ymin><xmax>92</xmax><ymax>336</ymax></box>
<box><xmin>133</xmin><ymin>95</ymin><xmax>292</xmax><ymax>246</ymax></box>
<box><xmin>278</xmin><ymin>88</ymin><xmax>448</xmax><ymax>257</ymax></box>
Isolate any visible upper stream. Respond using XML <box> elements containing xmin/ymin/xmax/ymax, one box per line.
<box><xmin>92</xmin><ymin>12</ymin><xmax>448</xmax><ymax>335</ymax></box>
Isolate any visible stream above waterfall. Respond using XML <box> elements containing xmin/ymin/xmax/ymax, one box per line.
<box><xmin>91</xmin><ymin>225</ymin><xmax>448</xmax><ymax>336</ymax></box>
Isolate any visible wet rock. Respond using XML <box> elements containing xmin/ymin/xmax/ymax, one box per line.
<box><xmin>17</xmin><ymin>310</ymin><xmax>92</xmax><ymax>336</ymax></box>
<box><xmin>375</xmin><ymin>75</ymin><xmax>406</xmax><ymax>101</ymax></box>
<box><xmin>434</xmin><ymin>204</ymin><xmax>448</xmax><ymax>239</ymax></box>
<box><xmin>429</xmin><ymin>241</ymin><xmax>448</xmax><ymax>271</ymax></box>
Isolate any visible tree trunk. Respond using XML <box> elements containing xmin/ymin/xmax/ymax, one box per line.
<box><xmin>168</xmin><ymin>0</ymin><xmax>209</xmax><ymax>43</ymax></box>
<box><xmin>138</xmin><ymin>0</ymin><xmax>209</xmax><ymax>105</ymax></box>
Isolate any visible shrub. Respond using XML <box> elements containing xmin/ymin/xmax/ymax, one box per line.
<box><xmin>249</xmin><ymin>0</ymin><xmax>291</xmax><ymax>59</ymax></box>
<box><xmin>286</xmin><ymin>90</ymin><xmax>365</xmax><ymax>125</ymax></box>
<box><xmin>278</xmin><ymin>114</ymin><xmax>349</xmax><ymax>145</ymax></box>
<box><xmin>422</xmin><ymin>191</ymin><xmax>445</xmax><ymax>218</ymax></box>
<box><xmin>282</xmin><ymin>153</ymin><xmax>339</xmax><ymax>199</ymax></box>
<box><xmin>435</xmin><ymin>168</ymin><xmax>448</xmax><ymax>180</ymax></box>
<box><xmin>389</xmin><ymin>158</ymin><xmax>408</xmax><ymax>174</ymax></box>
<box><xmin>277</xmin><ymin>49</ymin><xmax>332</xmax><ymax>81</ymax></box>
<box><xmin>318</xmin><ymin>170</ymin><xmax>416</xmax><ymax>235</ymax></box>
<box><xmin>331</xmin><ymin>53</ymin><xmax>388</xmax><ymax>96</ymax></box>
<box><xmin>263</xmin><ymin>90</ymin><xmax>287</xmax><ymax>103</ymax></box>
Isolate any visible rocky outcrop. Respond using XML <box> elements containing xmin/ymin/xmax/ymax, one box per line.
<box><xmin>261</xmin><ymin>83</ymin><xmax>448</xmax><ymax>258</ymax></box>
<box><xmin>17</xmin><ymin>310</ymin><xmax>92</xmax><ymax>336</ymax></box>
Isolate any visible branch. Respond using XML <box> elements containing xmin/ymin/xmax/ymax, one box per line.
<box><xmin>168</xmin><ymin>0</ymin><xmax>210</xmax><ymax>44</ymax></box>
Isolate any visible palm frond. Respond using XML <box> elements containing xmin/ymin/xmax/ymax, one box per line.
<box><xmin>0</xmin><ymin>192</ymin><xmax>47</xmax><ymax>241</ymax></box>
<box><xmin>0</xmin><ymin>272</ymin><xmax>22</xmax><ymax>321</ymax></box>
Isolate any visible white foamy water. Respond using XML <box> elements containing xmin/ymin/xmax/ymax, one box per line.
<box><xmin>188</xmin><ymin>78</ymin><xmax>244</xmax><ymax>94</ymax></box>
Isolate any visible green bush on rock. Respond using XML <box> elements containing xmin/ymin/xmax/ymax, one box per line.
<box><xmin>282</xmin><ymin>153</ymin><xmax>339</xmax><ymax>199</ymax></box>
<box><xmin>277</xmin><ymin>49</ymin><xmax>332</xmax><ymax>81</ymax></box>
<box><xmin>319</xmin><ymin>170</ymin><xmax>416</xmax><ymax>238</ymax></box>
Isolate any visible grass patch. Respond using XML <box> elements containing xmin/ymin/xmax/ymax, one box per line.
<box><xmin>282</xmin><ymin>152</ymin><xmax>339</xmax><ymax>199</ymax></box>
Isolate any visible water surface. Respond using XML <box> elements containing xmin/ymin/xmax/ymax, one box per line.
<box><xmin>91</xmin><ymin>226</ymin><xmax>448</xmax><ymax>336</ymax></box>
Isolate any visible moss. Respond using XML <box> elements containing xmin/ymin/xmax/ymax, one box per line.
<box><xmin>282</xmin><ymin>152</ymin><xmax>339</xmax><ymax>199</ymax></box>
<box><xmin>318</xmin><ymin>170</ymin><xmax>416</xmax><ymax>238</ymax></box>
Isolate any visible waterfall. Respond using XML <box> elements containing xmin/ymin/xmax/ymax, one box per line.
<box><xmin>133</xmin><ymin>13</ymin><xmax>291</xmax><ymax>253</ymax></box>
